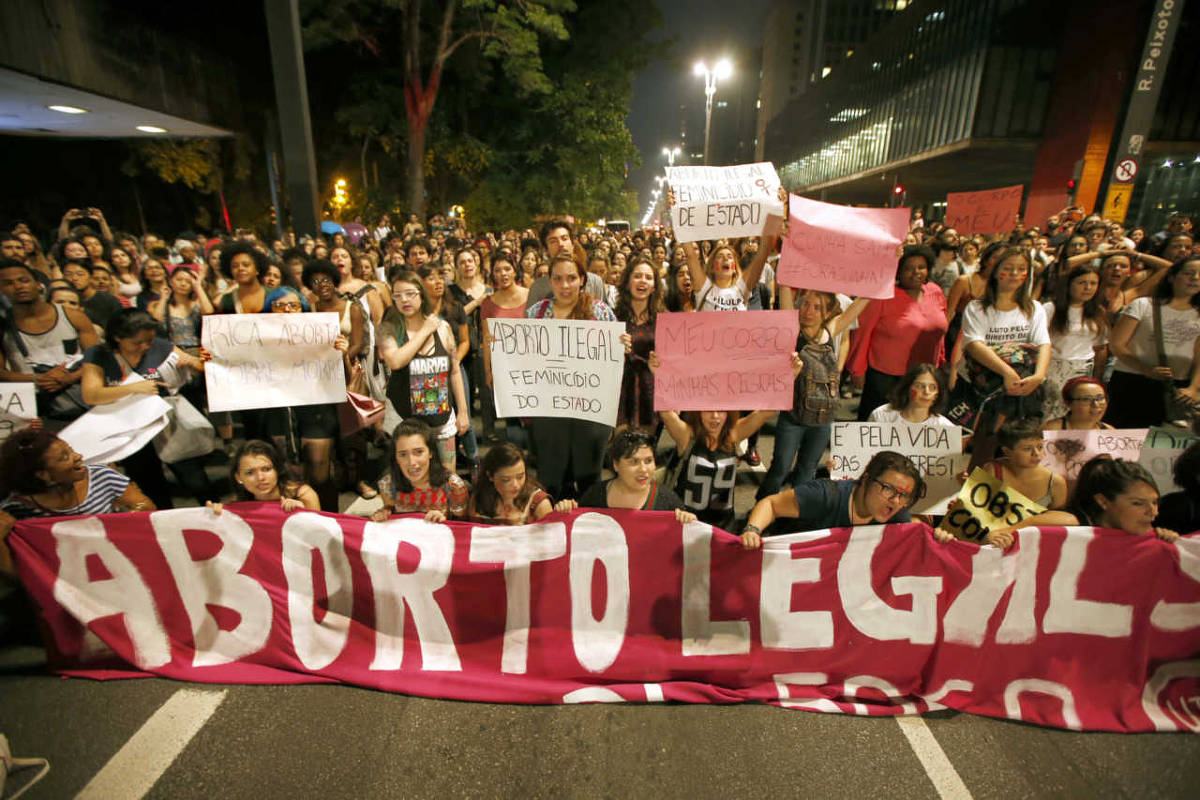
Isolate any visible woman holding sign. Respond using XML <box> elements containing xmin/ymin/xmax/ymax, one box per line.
<box><xmin>79</xmin><ymin>309</ymin><xmax>212</xmax><ymax>510</ymax></box>
<box><xmin>649</xmin><ymin>351</ymin><xmax>803</xmax><ymax>529</ymax></box>
<box><xmin>681</xmin><ymin>237</ymin><xmax>774</xmax><ymax>313</ymax></box>
<box><xmin>944</xmin><ymin>456</ymin><xmax>1179</xmax><ymax>548</ymax></box>
<box><xmin>977</xmin><ymin>418</ymin><xmax>1067</xmax><ymax>510</ymax></box>
<box><xmin>372</xmin><ymin>417</ymin><xmax>469</xmax><ymax>523</ymax></box>
<box><xmin>524</xmin><ymin>254</ymin><xmax>629</xmax><ymax>500</ymax></box>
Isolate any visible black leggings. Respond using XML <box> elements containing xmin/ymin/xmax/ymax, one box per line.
<box><xmin>529</xmin><ymin>418</ymin><xmax>611</xmax><ymax>501</ymax></box>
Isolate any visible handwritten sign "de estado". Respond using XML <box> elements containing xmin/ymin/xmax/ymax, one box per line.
<box><xmin>666</xmin><ymin>162</ymin><xmax>784</xmax><ymax>244</ymax></box>
<box><xmin>488</xmin><ymin>317</ymin><xmax>625</xmax><ymax>427</ymax></box>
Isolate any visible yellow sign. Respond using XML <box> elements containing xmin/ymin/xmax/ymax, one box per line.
<box><xmin>940</xmin><ymin>467</ymin><xmax>1046</xmax><ymax>543</ymax></box>
<box><xmin>1102</xmin><ymin>183</ymin><xmax>1134</xmax><ymax>223</ymax></box>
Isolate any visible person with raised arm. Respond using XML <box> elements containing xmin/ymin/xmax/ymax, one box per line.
<box><xmin>741</xmin><ymin>451</ymin><xmax>925</xmax><ymax>548</ymax></box>
<box><xmin>649</xmin><ymin>350</ymin><xmax>803</xmax><ymax>529</ymax></box>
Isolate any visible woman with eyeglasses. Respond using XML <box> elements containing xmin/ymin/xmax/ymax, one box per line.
<box><xmin>1042</xmin><ymin>377</ymin><xmax>1113</xmax><ymax>430</ymax></box>
<box><xmin>866</xmin><ymin>363</ymin><xmax>956</xmax><ymax>429</ymax></box>
<box><xmin>377</xmin><ymin>271</ymin><xmax>471</xmax><ymax>473</ymax></box>
<box><xmin>740</xmin><ymin>451</ymin><xmax>925</xmax><ymax>547</ymax></box>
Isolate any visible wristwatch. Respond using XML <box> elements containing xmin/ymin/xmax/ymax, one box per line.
<box><xmin>743</xmin><ymin>524</ymin><xmax>763</xmax><ymax>536</ymax></box>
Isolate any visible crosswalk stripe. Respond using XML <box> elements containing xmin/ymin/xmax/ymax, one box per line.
<box><xmin>75</xmin><ymin>688</ymin><xmax>227</xmax><ymax>800</ymax></box>
<box><xmin>895</xmin><ymin>716</ymin><xmax>973</xmax><ymax>800</ymax></box>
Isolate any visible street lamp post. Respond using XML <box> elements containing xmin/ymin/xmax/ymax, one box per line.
<box><xmin>693</xmin><ymin>59</ymin><xmax>732</xmax><ymax>166</ymax></box>
<box><xmin>662</xmin><ymin>146</ymin><xmax>681</xmax><ymax>167</ymax></box>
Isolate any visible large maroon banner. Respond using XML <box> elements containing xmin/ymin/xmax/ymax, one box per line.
<box><xmin>11</xmin><ymin>506</ymin><xmax>1200</xmax><ymax>733</ymax></box>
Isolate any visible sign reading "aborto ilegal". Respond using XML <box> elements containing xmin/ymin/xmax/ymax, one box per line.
<box><xmin>488</xmin><ymin>317</ymin><xmax>626</xmax><ymax>427</ymax></box>
<box><xmin>666</xmin><ymin>162</ymin><xmax>784</xmax><ymax>243</ymax></box>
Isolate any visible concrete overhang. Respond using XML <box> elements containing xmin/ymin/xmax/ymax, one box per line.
<box><xmin>0</xmin><ymin>66</ymin><xmax>232</xmax><ymax>138</ymax></box>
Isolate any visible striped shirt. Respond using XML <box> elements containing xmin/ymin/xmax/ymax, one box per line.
<box><xmin>0</xmin><ymin>465</ymin><xmax>130</xmax><ymax>519</ymax></box>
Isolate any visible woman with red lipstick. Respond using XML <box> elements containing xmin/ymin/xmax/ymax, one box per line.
<box><xmin>614</xmin><ymin>256</ymin><xmax>665</xmax><ymax>431</ymax></box>
<box><xmin>0</xmin><ymin>429</ymin><xmax>155</xmax><ymax>573</ymax></box>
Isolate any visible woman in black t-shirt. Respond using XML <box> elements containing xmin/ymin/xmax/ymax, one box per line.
<box><xmin>555</xmin><ymin>429</ymin><xmax>697</xmax><ymax>524</ymax></box>
<box><xmin>79</xmin><ymin>309</ymin><xmax>211</xmax><ymax>509</ymax></box>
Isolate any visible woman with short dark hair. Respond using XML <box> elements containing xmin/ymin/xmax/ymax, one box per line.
<box><xmin>741</xmin><ymin>451</ymin><xmax>926</xmax><ymax>547</ymax></box>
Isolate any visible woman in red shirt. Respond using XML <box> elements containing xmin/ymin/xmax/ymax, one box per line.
<box><xmin>850</xmin><ymin>245</ymin><xmax>949</xmax><ymax>421</ymax></box>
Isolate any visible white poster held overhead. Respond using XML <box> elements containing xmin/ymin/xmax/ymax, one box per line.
<box><xmin>0</xmin><ymin>383</ymin><xmax>37</xmax><ymax>443</ymax></box>
<box><xmin>829</xmin><ymin>422</ymin><xmax>967</xmax><ymax>514</ymax></box>
<box><xmin>488</xmin><ymin>317</ymin><xmax>625</xmax><ymax>427</ymax></box>
<box><xmin>666</xmin><ymin>162</ymin><xmax>784</xmax><ymax>243</ymax></box>
<box><xmin>202</xmin><ymin>312</ymin><xmax>347</xmax><ymax>413</ymax></box>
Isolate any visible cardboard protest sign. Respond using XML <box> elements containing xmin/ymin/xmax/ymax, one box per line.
<box><xmin>945</xmin><ymin>184</ymin><xmax>1024</xmax><ymax>235</ymax></box>
<box><xmin>1138</xmin><ymin>426</ymin><xmax>1198</xmax><ymax>493</ymax></box>
<box><xmin>0</xmin><ymin>383</ymin><xmax>36</xmax><ymax>443</ymax></box>
<box><xmin>488</xmin><ymin>317</ymin><xmax>625</xmax><ymax>427</ymax></box>
<box><xmin>202</xmin><ymin>313</ymin><xmax>346</xmax><ymax>413</ymax></box>
<box><xmin>666</xmin><ymin>163</ymin><xmax>784</xmax><ymax>243</ymax></box>
<box><xmin>830</xmin><ymin>422</ymin><xmax>967</xmax><ymax>513</ymax></box>
<box><xmin>654</xmin><ymin>311</ymin><xmax>798</xmax><ymax>411</ymax></box>
<box><xmin>778</xmin><ymin>195</ymin><xmax>909</xmax><ymax>298</ymax></box>
<box><xmin>1041</xmin><ymin>429</ymin><xmax>1148</xmax><ymax>487</ymax></box>
<box><xmin>941</xmin><ymin>467</ymin><xmax>1047</xmax><ymax>543</ymax></box>
<box><xmin>14</xmin><ymin>506</ymin><xmax>1200</xmax><ymax>732</ymax></box>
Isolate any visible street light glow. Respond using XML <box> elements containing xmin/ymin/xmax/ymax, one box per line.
<box><xmin>693</xmin><ymin>61</ymin><xmax>707</xmax><ymax>76</ymax></box>
<box><xmin>714</xmin><ymin>59</ymin><xmax>732</xmax><ymax>79</ymax></box>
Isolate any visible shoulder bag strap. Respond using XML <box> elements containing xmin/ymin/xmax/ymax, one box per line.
<box><xmin>1151</xmin><ymin>301</ymin><xmax>1170</xmax><ymax>372</ymax></box>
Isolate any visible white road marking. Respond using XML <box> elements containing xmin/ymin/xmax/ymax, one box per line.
<box><xmin>75</xmin><ymin>688</ymin><xmax>227</xmax><ymax>800</ymax></box>
<box><xmin>895</xmin><ymin>716</ymin><xmax>973</xmax><ymax>800</ymax></box>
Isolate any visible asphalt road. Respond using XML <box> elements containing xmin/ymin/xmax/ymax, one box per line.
<box><xmin>3</xmin><ymin>401</ymin><xmax>1198</xmax><ymax>799</ymax></box>
<box><xmin>2</xmin><ymin>659</ymin><xmax>1198</xmax><ymax>800</ymax></box>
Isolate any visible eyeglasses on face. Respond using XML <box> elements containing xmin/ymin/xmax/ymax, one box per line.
<box><xmin>1070</xmin><ymin>396</ymin><xmax>1107</xmax><ymax>406</ymax></box>
<box><xmin>872</xmin><ymin>478</ymin><xmax>913</xmax><ymax>502</ymax></box>
<box><xmin>392</xmin><ymin>290</ymin><xmax>420</xmax><ymax>300</ymax></box>
<box><xmin>310</xmin><ymin>276</ymin><xmax>335</xmax><ymax>286</ymax></box>
<box><xmin>272</xmin><ymin>301</ymin><xmax>302</xmax><ymax>311</ymax></box>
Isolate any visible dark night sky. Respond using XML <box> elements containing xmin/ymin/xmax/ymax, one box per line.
<box><xmin>626</xmin><ymin>0</ymin><xmax>773</xmax><ymax>218</ymax></box>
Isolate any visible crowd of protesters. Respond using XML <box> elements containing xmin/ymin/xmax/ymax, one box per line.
<box><xmin>1</xmin><ymin>198</ymin><xmax>1198</xmax><ymax>591</ymax></box>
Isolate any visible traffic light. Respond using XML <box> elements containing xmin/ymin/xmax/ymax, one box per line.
<box><xmin>893</xmin><ymin>185</ymin><xmax>904</xmax><ymax>194</ymax></box>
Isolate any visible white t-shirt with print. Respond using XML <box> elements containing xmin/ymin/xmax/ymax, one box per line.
<box><xmin>960</xmin><ymin>300</ymin><xmax>1051</xmax><ymax>348</ymax></box>
<box><xmin>1042</xmin><ymin>301</ymin><xmax>1108</xmax><ymax>362</ymax></box>
<box><xmin>695</xmin><ymin>276</ymin><xmax>748</xmax><ymax>312</ymax></box>
<box><xmin>1112</xmin><ymin>296</ymin><xmax>1200</xmax><ymax>376</ymax></box>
